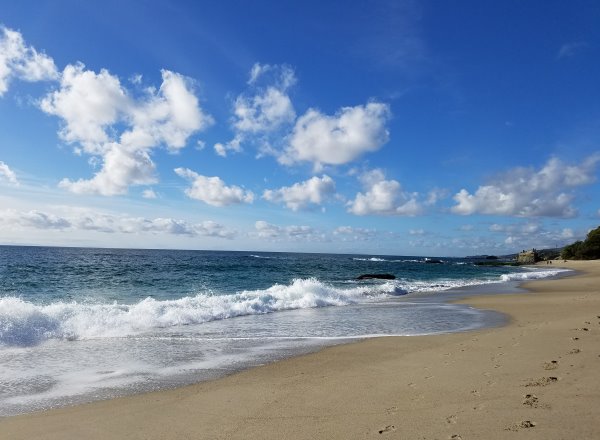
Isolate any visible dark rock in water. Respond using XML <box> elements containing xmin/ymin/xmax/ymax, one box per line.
<box><xmin>356</xmin><ymin>273</ymin><xmax>396</xmax><ymax>280</ymax></box>
<box><xmin>424</xmin><ymin>258</ymin><xmax>443</xmax><ymax>264</ymax></box>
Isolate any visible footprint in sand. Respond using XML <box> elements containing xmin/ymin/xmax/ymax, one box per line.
<box><xmin>572</xmin><ymin>337</ymin><xmax>580</xmax><ymax>340</ymax></box>
<box><xmin>569</xmin><ymin>348</ymin><xmax>581</xmax><ymax>354</ymax></box>
<box><xmin>524</xmin><ymin>376</ymin><xmax>559</xmax><ymax>387</ymax></box>
<box><xmin>450</xmin><ymin>435</ymin><xmax>462</xmax><ymax>440</ymax></box>
<box><xmin>523</xmin><ymin>394</ymin><xmax>538</xmax><ymax>407</ymax></box>
<box><xmin>378</xmin><ymin>425</ymin><xmax>396</xmax><ymax>434</ymax></box>
<box><xmin>446</xmin><ymin>414</ymin><xmax>457</xmax><ymax>424</ymax></box>
<box><xmin>543</xmin><ymin>360</ymin><xmax>559</xmax><ymax>370</ymax></box>
<box><xmin>385</xmin><ymin>406</ymin><xmax>398</xmax><ymax>415</ymax></box>
<box><xmin>506</xmin><ymin>420</ymin><xmax>536</xmax><ymax>431</ymax></box>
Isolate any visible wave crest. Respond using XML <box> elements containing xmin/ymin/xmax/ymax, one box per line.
<box><xmin>0</xmin><ymin>278</ymin><xmax>404</xmax><ymax>346</ymax></box>
<box><xmin>500</xmin><ymin>268</ymin><xmax>570</xmax><ymax>282</ymax></box>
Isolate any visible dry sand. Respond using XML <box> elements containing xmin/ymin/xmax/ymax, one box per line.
<box><xmin>1</xmin><ymin>260</ymin><xmax>599</xmax><ymax>439</ymax></box>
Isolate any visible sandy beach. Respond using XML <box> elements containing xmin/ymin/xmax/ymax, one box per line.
<box><xmin>1</xmin><ymin>260</ymin><xmax>599</xmax><ymax>439</ymax></box>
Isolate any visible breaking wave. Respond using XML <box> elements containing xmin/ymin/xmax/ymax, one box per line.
<box><xmin>0</xmin><ymin>278</ymin><xmax>404</xmax><ymax>346</ymax></box>
<box><xmin>0</xmin><ymin>268</ymin><xmax>571</xmax><ymax>347</ymax></box>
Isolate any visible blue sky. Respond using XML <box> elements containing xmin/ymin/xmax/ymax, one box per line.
<box><xmin>1</xmin><ymin>0</ymin><xmax>599</xmax><ymax>256</ymax></box>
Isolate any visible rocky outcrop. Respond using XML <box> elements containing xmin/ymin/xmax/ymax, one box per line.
<box><xmin>356</xmin><ymin>273</ymin><xmax>396</xmax><ymax>280</ymax></box>
<box><xmin>517</xmin><ymin>249</ymin><xmax>540</xmax><ymax>265</ymax></box>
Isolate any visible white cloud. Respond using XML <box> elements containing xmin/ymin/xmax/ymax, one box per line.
<box><xmin>40</xmin><ymin>64</ymin><xmax>127</xmax><ymax>150</ymax></box>
<box><xmin>481</xmin><ymin>220</ymin><xmax>582</xmax><ymax>251</ymax></box>
<box><xmin>0</xmin><ymin>208</ymin><xmax>235</xmax><ymax>238</ymax></box>
<box><xmin>333</xmin><ymin>226</ymin><xmax>376</xmax><ymax>241</ymax></box>
<box><xmin>0</xmin><ymin>26</ymin><xmax>58</xmax><ymax>96</ymax></box>
<box><xmin>254</xmin><ymin>220</ymin><xmax>324</xmax><ymax>241</ymax></box>
<box><xmin>409</xmin><ymin>228</ymin><xmax>425</xmax><ymax>235</ymax></box>
<box><xmin>41</xmin><ymin>65</ymin><xmax>213</xmax><ymax>195</ymax></box>
<box><xmin>560</xmin><ymin>228</ymin><xmax>575</xmax><ymax>239</ymax></box>
<box><xmin>0</xmin><ymin>209</ymin><xmax>70</xmax><ymax>230</ymax></box>
<box><xmin>214</xmin><ymin>135</ymin><xmax>242</xmax><ymax>158</ymax></box>
<box><xmin>489</xmin><ymin>222</ymin><xmax>540</xmax><ymax>234</ymax></box>
<box><xmin>125</xmin><ymin>70</ymin><xmax>213</xmax><ymax>152</ymax></box>
<box><xmin>248</xmin><ymin>62</ymin><xmax>296</xmax><ymax>88</ymax></box>
<box><xmin>215</xmin><ymin>63</ymin><xmax>296</xmax><ymax>157</ymax></box>
<box><xmin>557</xmin><ymin>42</ymin><xmax>587</xmax><ymax>59</ymax></box>
<box><xmin>233</xmin><ymin>84</ymin><xmax>295</xmax><ymax>133</ymax></box>
<box><xmin>347</xmin><ymin>169</ymin><xmax>422</xmax><ymax>216</ymax></box>
<box><xmin>174</xmin><ymin>167</ymin><xmax>254</xmax><ymax>207</ymax></box>
<box><xmin>59</xmin><ymin>144</ymin><xmax>156</xmax><ymax>195</ymax></box>
<box><xmin>142</xmin><ymin>188</ymin><xmax>157</xmax><ymax>199</ymax></box>
<box><xmin>425</xmin><ymin>188</ymin><xmax>448</xmax><ymax>206</ymax></box>
<box><xmin>130</xmin><ymin>73</ymin><xmax>143</xmax><ymax>84</ymax></box>
<box><xmin>0</xmin><ymin>161</ymin><xmax>19</xmax><ymax>185</ymax></box>
<box><xmin>263</xmin><ymin>175</ymin><xmax>336</xmax><ymax>211</ymax></box>
<box><xmin>503</xmin><ymin>225</ymin><xmax>580</xmax><ymax>250</ymax></box>
<box><xmin>280</xmin><ymin>102</ymin><xmax>390</xmax><ymax>169</ymax></box>
<box><xmin>452</xmin><ymin>155</ymin><xmax>600</xmax><ymax>218</ymax></box>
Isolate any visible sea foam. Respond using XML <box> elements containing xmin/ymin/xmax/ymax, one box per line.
<box><xmin>0</xmin><ymin>278</ymin><xmax>403</xmax><ymax>346</ymax></box>
<box><xmin>0</xmin><ymin>268</ymin><xmax>570</xmax><ymax>347</ymax></box>
<box><xmin>499</xmin><ymin>268</ymin><xmax>571</xmax><ymax>282</ymax></box>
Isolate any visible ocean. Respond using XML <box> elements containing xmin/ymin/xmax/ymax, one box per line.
<box><xmin>0</xmin><ymin>246</ymin><xmax>569</xmax><ymax>416</ymax></box>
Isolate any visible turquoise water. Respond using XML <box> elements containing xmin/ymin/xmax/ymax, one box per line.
<box><xmin>0</xmin><ymin>246</ymin><xmax>569</xmax><ymax>415</ymax></box>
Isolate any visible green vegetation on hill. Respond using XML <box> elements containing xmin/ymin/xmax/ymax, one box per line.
<box><xmin>561</xmin><ymin>226</ymin><xmax>600</xmax><ymax>260</ymax></box>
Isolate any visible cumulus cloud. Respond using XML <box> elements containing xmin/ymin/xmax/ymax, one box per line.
<box><xmin>175</xmin><ymin>167</ymin><xmax>254</xmax><ymax>207</ymax></box>
<box><xmin>262</xmin><ymin>175</ymin><xmax>336</xmax><ymax>211</ymax></box>
<box><xmin>215</xmin><ymin>63</ymin><xmax>296</xmax><ymax>157</ymax></box>
<box><xmin>59</xmin><ymin>144</ymin><xmax>156</xmax><ymax>195</ymax></box>
<box><xmin>452</xmin><ymin>155</ymin><xmax>600</xmax><ymax>218</ymax></box>
<box><xmin>0</xmin><ymin>26</ymin><xmax>58</xmax><ymax>96</ymax></box>
<box><xmin>233</xmin><ymin>79</ymin><xmax>295</xmax><ymax>133</ymax></box>
<box><xmin>40</xmin><ymin>64</ymin><xmax>127</xmax><ymax>150</ymax></box>
<box><xmin>0</xmin><ymin>161</ymin><xmax>19</xmax><ymax>185</ymax></box>
<box><xmin>0</xmin><ymin>208</ymin><xmax>235</xmax><ymax>238</ymax></box>
<box><xmin>254</xmin><ymin>220</ymin><xmax>324</xmax><ymax>241</ymax></box>
<box><xmin>40</xmin><ymin>65</ymin><xmax>213</xmax><ymax>195</ymax></box>
<box><xmin>347</xmin><ymin>169</ymin><xmax>422</xmax><ymax>216</ymax></box>
<box><xmin>280</xmin><ymin>102</ymin><xmax>391</xmax><ymax>169</ymax></box>
<box><xmin>214</xmin><ymin>135</ymin><xmax>242</xmax><ymax>158</ymax></box>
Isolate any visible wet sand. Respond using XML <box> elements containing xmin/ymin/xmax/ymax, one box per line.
<box><xmin>1</xmin><ymin>260</ymin><xmax>599</xmax><ymax>439</ymax></box>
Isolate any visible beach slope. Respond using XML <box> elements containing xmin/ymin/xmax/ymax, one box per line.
<box><xmin>1</xmin><ymin>260</ymin><xmax>599</xmax><ymax>439</ymax></box>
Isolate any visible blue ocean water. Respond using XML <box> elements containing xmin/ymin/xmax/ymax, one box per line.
<box><xmin>0</xmin><ymin>246</ymin><xmax>569</xmax><ymax>416</ymax></box>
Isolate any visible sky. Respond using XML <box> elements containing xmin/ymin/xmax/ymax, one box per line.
<box><xmin>1</xmin><ymin>0</ymin><xmax>599</xmax><ymax>256</ymax></box>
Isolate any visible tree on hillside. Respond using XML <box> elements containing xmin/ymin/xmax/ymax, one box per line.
<box><xmin>561</xmin><ymin>226</ymin><xmax>600</xmax><ymax>260</ymax></box>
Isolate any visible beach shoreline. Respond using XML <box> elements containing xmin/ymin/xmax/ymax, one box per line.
<box><xmin>1</xmin><ymin>260</ymin><xmax>599</xmax><ymax>439</ymax></box>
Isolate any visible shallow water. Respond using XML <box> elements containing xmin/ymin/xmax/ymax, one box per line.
<box><xmin>0</xmin><ymin>246</ymin><xmax>569</xmax><ymax>416</ymax></box>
